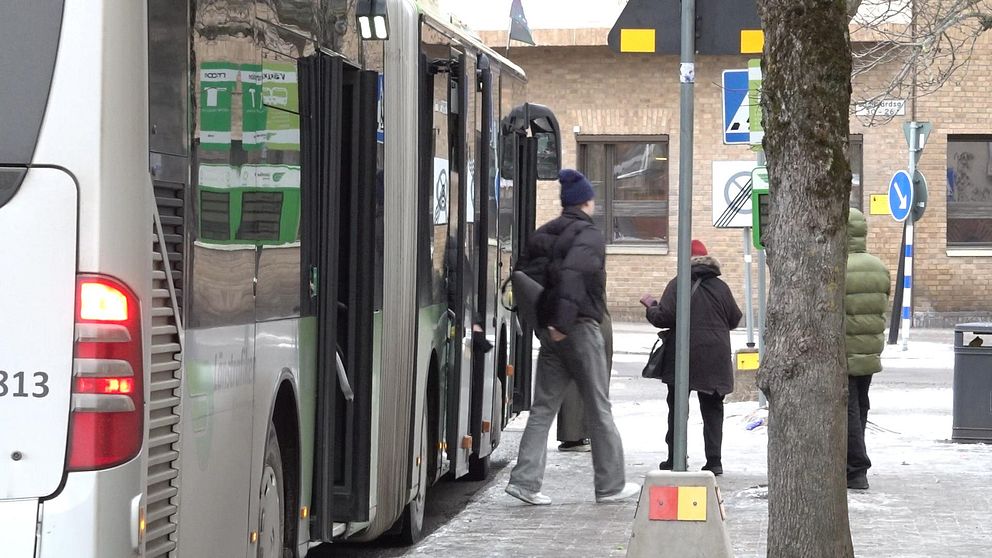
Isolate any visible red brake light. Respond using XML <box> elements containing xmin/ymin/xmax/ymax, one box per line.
<box><xmin>79</xmin><ymin>281</ymin><xmax>129</xmax><ymax>321</ymax></box>
<box><xmin>69</xmin><ymin>275</ymin><xmax>144</xmax><ymax>472</ymax></box>
<box><xmin>75</xmin><ymin>377</ymin><xmax>135</xmax><ymax>395</ymax></box>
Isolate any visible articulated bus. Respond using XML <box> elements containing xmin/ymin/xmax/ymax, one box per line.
<box><xmin>0</xmin><ymin>1</ymin><xmax>562</xmax><ymax>556</ymax></box>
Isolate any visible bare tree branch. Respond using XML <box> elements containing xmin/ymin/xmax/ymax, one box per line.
<box><xmin>850</xmin><ymin>0</ymin><xmax>992</xmax><ymax>125</ymax></box>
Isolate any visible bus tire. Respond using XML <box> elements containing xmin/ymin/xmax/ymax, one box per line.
<box><xmin>258</xmin><ymin>422</ymin><xmax>291</xmax><ymax>558</ymax></box>
<box><xmin>399</xmin><ymin>404</ymin><xmax>428</xmax><ymax>544</ymax></box>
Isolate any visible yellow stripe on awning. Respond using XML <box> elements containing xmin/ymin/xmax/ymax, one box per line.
<box><xmin>740</xmin><ymin>29</ymin><xmax>764</xmax><ymax>54</ymax></box>
<box><xmin>620</xmin><ymin>29</ymin><xmax>656</xmax><ymax>53</ymax></box>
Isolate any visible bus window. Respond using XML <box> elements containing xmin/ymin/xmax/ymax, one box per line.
<box><xmin>535</xmin><ymin>130</ymin><xmax>560</xmax><ymax>180</ymax></box>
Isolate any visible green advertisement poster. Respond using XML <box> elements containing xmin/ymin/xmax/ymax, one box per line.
<box><xmin>262</xmin><ymin>61</ymin><xmax>300</xmax><ymax>151</ymax></box>
<box><xmin>199</xmin><ymin>62</ymin><xmax>238</xmax><ymax>150</ymax></box>
<box><xmin>241</xmin><ymin>64</ymin><xmax>267</xmax><ymax>151</ymax></box>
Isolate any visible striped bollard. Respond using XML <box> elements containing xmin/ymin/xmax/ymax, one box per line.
<box><xmin>900</xmin><ymin>221</ymin><xmax>913</xmax><ymax>350</ymax></box>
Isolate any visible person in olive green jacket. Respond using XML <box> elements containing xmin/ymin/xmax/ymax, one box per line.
<box><xmin>845</xmin><ymin>209</ymin><xmax>891</xmax><ymax>490</ymax></box>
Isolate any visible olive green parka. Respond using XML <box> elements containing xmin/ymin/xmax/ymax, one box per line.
<box><xmin>846</xmin><ymin>209</ymin><xmax>891</xmax><ymax>376</ymax></box>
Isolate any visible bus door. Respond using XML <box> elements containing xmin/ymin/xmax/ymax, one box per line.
<box><xmin>467</xmin><ymin>54</ymin><xmax>499</xmax><ymax>470</ymax></box>
<box><xmin>503</xmin><ymin>104</ymin><xmax>563</xmax><ymax>414</ymax></box>
<box><xmin>439</xmin><ymin>47</ymin><xmax>475</xmax><ymax>479</ymax></box>
<box><xmin>299</xmin><ymin>53</ymin><xmax>378</xmax><ymax>535</ymax></box>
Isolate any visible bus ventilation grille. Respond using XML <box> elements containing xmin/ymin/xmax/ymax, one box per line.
<box><xmin>144</xmin><ymin>211</ymin><xmax>185</xmax><ymax>557</ymax></box>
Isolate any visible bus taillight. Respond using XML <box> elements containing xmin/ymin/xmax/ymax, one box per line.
<box><xmin>68</xmin><ymin>275</ymin><xmax>144</xmax><ymax>472</ymax></box>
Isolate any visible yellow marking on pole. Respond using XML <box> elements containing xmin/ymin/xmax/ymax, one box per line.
<box><xmin>870</xmin><ymin>194</ymin><xmax>891</xmax><ymax>215</ymax></box>
<box><xmin>736</xmin><ymin>350</ymin><xmax>760</xmax><ymax>371</ymax></box>
<box><xmin>740</xmin><ymin>29</ymin><xmax>764</xmax><ymax>54</ymax></box>
<box><xmin>677</xmin><ymin>486</ymin><xmax>708</xmax><ymax>521</ymax></box>
<box><xmin>620</xmin><ymin>29</ymin><xmax>656</xmax><ymax>53</ymax></box>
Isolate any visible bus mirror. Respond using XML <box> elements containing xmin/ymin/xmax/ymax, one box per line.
<box><xmin>535</xmin><ymin>131</ymin><xmax>560</xmax><ymax>181</ymax></box>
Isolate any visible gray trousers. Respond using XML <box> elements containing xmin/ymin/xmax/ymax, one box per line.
<box><xmin>509</xmin><ymin>319</ymin><xmax>626</xmax><ymax>497</ymax></box>
<box><xmin>557</xmin><ymin>312</ymin><xmax>613</xmax><ymax>441</ymax></box>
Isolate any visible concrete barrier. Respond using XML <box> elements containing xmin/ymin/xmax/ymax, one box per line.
<box><xmin>728</xmin><ymin>348</ymin><xmax>760</xmax><ymax>402</ymax></box>
<box><xmin>626</xmin><ymin>471</ymin><xmax>733</xmax><ymax>557</ymax></box>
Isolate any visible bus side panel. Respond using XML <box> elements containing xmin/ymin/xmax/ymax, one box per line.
<box><xmin>175</xmin><ymin>326</ymin><xmax>255</xmax><ymax>558</ymax></box>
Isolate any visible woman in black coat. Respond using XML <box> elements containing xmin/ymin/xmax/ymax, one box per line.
<box><xmin>641</xmin><ymin>240</ymin><xmax>742</xmax><ymax>475</ymax></box>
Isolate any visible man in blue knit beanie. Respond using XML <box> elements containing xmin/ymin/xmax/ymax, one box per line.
<box><xmin>506</xmin><ymin>169</ymin><xmax>639</xmax><ymax>505</ymax></box>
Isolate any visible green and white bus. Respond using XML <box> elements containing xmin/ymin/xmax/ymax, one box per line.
<box><xmin>0</xmin><ymin>0</ymin><xmax>561</xmax><ymax>556</ymax></box>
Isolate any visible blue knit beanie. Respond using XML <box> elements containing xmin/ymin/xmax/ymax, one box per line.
<box><xmin>559</xmin><ymin>169</ymin><xmax>595</xmax><ymax>207</ymax></box>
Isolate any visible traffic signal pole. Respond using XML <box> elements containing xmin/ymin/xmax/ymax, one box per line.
<box><xmin>672</xmin><ymin>0</ymin><xmax>696</xmax><ymax>473</ymax></box>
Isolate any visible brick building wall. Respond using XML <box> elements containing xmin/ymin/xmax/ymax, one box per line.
<box><xmin>481</xmin><ymin>30</ymin><xmax>992</xmax><ymax>325</ymax></box>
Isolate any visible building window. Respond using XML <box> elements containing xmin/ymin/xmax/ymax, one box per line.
<box><xmin>577</xmin><ymin>135</ymin><xmax>669</xmax><ymax>245</ymax></box>
<box><xmin>849</xmin><ymin>135</ymin><xmax>863</xmax><ymax>210</ymax></box>
<box><xmin>947</xmin><ymin>135</ymin><xmax>992</xmax><ymax>248</ymax></box>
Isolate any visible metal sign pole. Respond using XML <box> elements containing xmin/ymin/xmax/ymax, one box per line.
<box><xmin>743</xmin><ymin>228</ymin><xmax>755</xmax><ymax>347</ymax></box>
<box><xmin>901</xmin><ymin>123</ymin><xmax>918</xmax><ymax>351</ymax></box>
<box><xmin>673</xmin><ymin>0</ymin><xmax>696</xmax><ymax>473</ymax></box>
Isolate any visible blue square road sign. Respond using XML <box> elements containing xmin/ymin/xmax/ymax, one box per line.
<box><xmin>722</xmin><ymin>69</ymin><xmax>750</xmax><ymax>144</ymax></box>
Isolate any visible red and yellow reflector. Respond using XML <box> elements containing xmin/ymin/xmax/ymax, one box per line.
<box><xmin>648</xmin><ymin>485</ymin><xmax>708</xmax><ymax>521</ymax></box>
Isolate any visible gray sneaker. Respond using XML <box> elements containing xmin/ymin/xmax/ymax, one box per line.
<box><xmin>596</xmin><ymin>482</ymin><xmax>641</xmax><ymax>503</ymax></box>
<box><xmin>505</xmin><ymin>483</ymin><xmax>552</xmax><ymax>505</ymax></box>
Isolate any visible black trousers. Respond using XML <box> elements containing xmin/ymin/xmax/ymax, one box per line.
<box><xmin>848</xmin><ymin>375</ymin><xmax>873</xmax><ymax>480</ymax></box>
<box><xmin>665</xmin><ymin>387</ymin><xmax>725</xmax><ymax>464</ymax></box>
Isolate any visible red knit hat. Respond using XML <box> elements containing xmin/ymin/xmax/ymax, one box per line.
<box><xmin>691</xmin><ymin>239</ymin><xmax>708</xmax><ymax>257</ymax></box>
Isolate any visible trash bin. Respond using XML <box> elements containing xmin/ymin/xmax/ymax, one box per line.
<box><xmin>952</xmin><ymin>323</ymin><xmax>992</xmax><ymax>443</ymax></box>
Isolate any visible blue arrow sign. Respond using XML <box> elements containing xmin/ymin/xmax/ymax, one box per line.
<box><xmin>889</xmin><ymin>170</ymin><xmax>914</xmax><ymax>222</ymax></box>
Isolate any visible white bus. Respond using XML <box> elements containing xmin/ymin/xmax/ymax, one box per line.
<box><xmin>0</xmin><ymin>1</ymin><xmax>562</xmax><ymax>556</ymax></box>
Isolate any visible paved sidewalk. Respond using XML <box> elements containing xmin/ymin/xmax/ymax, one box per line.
<box><xmin>403</xmin><ymin>326</ymin><xmax>992</xmax><ymax>557</ymax></box>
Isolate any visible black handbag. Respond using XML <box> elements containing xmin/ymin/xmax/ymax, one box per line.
<box><xmin>641</xmin><ymin>278</ymin><xmax>703</xmax><ymax>380</ymax></box>
<box><xmin>641</xmin><ymin>330</ymin><xmax>671</xmax><ymax>379</ymax></box>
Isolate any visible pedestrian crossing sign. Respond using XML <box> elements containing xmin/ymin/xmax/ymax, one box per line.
<box><xmin>722</xmin><ymin>69</ymin><xmax>751</xmax><ymax>144</ymax></box>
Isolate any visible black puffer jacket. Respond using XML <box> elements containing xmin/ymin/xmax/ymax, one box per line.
<box><xmin>646</xmin><ymin>256</ymin><xmax>743</xmax><ymax>395</ymax></box>
<box><xmin>518</xmin><ymin>208</ymin><xmax>606</xmax><ymax>334</ymax></box>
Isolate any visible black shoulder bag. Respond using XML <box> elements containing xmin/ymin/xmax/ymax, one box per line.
<box><xmin>641</xmin><ymin>277</ymin><xmax>703</xmax><ymax>380</ymax></box>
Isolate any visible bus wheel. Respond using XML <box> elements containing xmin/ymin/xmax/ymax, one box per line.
<box><xmin>258</xmin><ymin>423</ymin><xmax>289</xmax><ymax>558</ymax></box>
<box><xmin>399</xmin><ymin>406</ymin><xmax>428</xmax><ymax>544</ymax></box>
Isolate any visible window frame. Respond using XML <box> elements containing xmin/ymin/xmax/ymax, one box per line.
<box><xmin>946</xmin><ymin>134</ymin><xmax>992</xmax><ymax>250</ymax></box>
<box><xmin>576</xmin><ymin>134</ymin><xmax>670</xmax><ymax>246</ymax></box>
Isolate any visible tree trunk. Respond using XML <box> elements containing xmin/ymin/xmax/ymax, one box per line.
<box><xmin>755</xmin><ymin>1</ymin><xmax>855</xmax><ymax>557</ymax></box>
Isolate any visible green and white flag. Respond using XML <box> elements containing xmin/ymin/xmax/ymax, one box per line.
<box><xmin>199</xmin><ymin>62</ymin><xmax>238</xmax><ymax>150</ymax></box>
